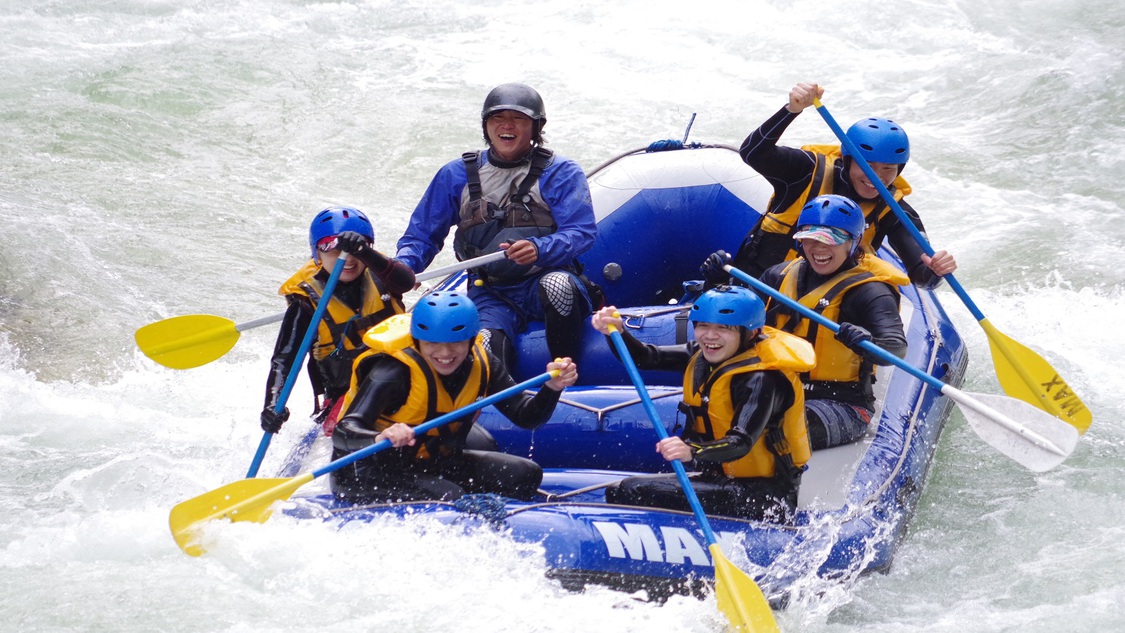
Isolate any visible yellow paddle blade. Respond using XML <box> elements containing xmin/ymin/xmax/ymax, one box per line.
<box><xmin>981</xmin><ymin>319</ymin><xmax>1092</xmax><ymax>434</ymax></box>
<box><xmin>135</xmin><ymin>314</ymin><xmax>240</xmax><ymax>370</ymax></box>
<box><xmin>710</xmin><ymin>544</ymin><xmax>779</xmax><ymax>633</ymax></box>
<box><xmin>169</xmin><ymin>473</ymin><xmax>314</xmax><ymax>556</ymax></box>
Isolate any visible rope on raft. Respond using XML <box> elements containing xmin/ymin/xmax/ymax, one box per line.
<box><xmin>644</xmin><ymin>112</ymin><xmax>702</xmax><ymax>152</ymax></box>
<box><xmin>452</xmin><ymin>493</ymin><xmax>509</xmax><ymax>528</ymax></box>
<box><xmin>644</xmin><ymin>139</ymin><xmax>704</xmax><ymax>152</ymax></box>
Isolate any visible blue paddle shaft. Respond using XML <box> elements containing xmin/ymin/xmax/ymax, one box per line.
<box><xmin>247</xmin><ymin>254</ymin><xmax>349</xmax><ymax>478</ymax></box>
<box><xmin>608</xmin><ymin>328</ymin><xmax>720</xmax><ymax>546</ymax></box>
<box><xmin>310</xmin><ymin>371</ymin><xmax>556</xmax><ymax>479</ymax></box>
<box><xmin>724</xmin><ymin>265</ymin><xmax>945</xmax><ymax>394</ymax></box>
<box><xmin>813</xmin><ymin>100</ymin><xmax>985</xmax><ymax>322</ymax></box>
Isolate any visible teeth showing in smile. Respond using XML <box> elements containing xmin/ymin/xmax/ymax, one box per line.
<box><xmin>499</xmin><ymin>133</ymin><xmax>516</xmax><ymax>140</ymax></box>
<box><xmin>811</xmin><ymin>253</ymin><xmax>833</xmax><ymax>265</ymax></box>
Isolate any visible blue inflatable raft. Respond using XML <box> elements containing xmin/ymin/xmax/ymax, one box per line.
<box><xmin>276</xmin><ymin>144</ymin><xmax>968</xmax><ymax>603</ymax></box>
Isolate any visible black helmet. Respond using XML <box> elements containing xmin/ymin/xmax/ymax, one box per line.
<box><xmin>481</xmin><ymin>83</ymin><xmax>546</xmax><ymax>145</ymax></box>
<box><xmin>481</xmin><ymin>83</ymin><xmax>546</xmax><ymax>121</ymax></box>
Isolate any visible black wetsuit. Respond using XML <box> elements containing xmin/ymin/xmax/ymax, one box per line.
<box><xmin>603</xmin><ymin>331</ymin><xmax>800</xmax><ymax>522</ymax></box>
<box><xmin>734</xmin><ymin>105</ymin><xmax>942</xmax><ymax>290</ymax></box>
<box><xmin>330</xmin><ymin>349</ymin><xmax>560</xmax><ymax>503</ymax></box>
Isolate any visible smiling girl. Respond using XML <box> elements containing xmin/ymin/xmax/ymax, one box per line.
<box><xmin>590</xmin><ymin>287</ymin><xmax>815</xmax><ymax>522</ymax></box>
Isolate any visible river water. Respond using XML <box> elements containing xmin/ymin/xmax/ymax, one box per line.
<box><xmin>1</xmin><ymin>1</ymin><xmax>1122</xmax><ymax>631</ymax></box>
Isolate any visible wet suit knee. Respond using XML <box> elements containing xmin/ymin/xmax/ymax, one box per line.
<box><xmin>330</xmin><ymin>467</ymin><xmax>466</xmax><ymax>504</ymax></box>
<box><xmin>462</xmin><ymin>450</ymin><xmax>543</xmax><ymax>501</ymax></box>
<box><xmin>465</xmin><ymin>424</ymin><xmax>498</xmax><ymax>452</ymax></box>
<box><xmin>537</xmin><ymin>271</ymin><xmax>586</xmax><ymax>360</ymax></box>
<box><xmin>482</xmin><ymin>328</ymin><xmax>516</xmax><ymax>369</ymax></box>
<box><xmin>805</xmin><ymin>407</ymin><xmax>830</xmax><ymax>451</ymax></box>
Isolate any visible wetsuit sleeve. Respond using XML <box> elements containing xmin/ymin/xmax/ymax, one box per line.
<box><xmin>881</xmin><ymin>199</ymin><xmax>943</xmax><ymax>289</ymax></box>
<box><xmin>331</xmin><ymin>356</ymin><xmax>411</xmax><ymax>453</ymax></box>
<box><xmin>528</xmin><ymin>157</ymin><xmax>597</xmax><ymax>268</ymax></box>
<box><xmin>732</xmin><ymin>106</ymin><xmax>822</xmax><ymax>277</ymax></box>
<box><xmin>603</xmin><ymin>327</ymin><xmax>694</xmax><ymax>372</ymax></box>
<box><xmin>486</xmin><ymin>350</ymin><xmax>564</xmax><ymax>430</ymax></box>
<box><xmin>394</xmin><ymin>158</ymin><xmax>468</xmax><ymax>273</ymax></box>
<box><xmin>349</xmin><ymin>247</ymin><xmax>417</xmax><ymax>297</ymax></box>
<box><xmin>686</xmin><ymin>370</ymin><xmax>794</xmax><ymax>463</ymax></box>
<box><xmin>838</xmin><ymin>281</ymin><xmax>908</xmax><ymax>363</ymax></box>
<box><xmin>263</xmin><ymin>298</ymin><xmax>314</xmax><ymax>409</ymax></box>
<box><xmin>738</xmin><ymin>105</ymin><xmax>821</xmax><ymax>214</ymax></box>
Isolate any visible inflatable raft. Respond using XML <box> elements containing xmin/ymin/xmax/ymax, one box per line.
<box><xmin>275</xmin><ymin>144</ymin><xmax>968</xmax><ymax>603</ymax></box>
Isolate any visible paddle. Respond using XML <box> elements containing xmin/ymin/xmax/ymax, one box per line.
<box><xmin>724</xmin><ymin>264</ymin><xmax>1079</xmax><ymax>472</ymax></box>
<box><xmin>246</xmin><ymin>253</ymin><xmax>349</xmax><ymax>478</ymax></box>
<box><xmin>134</xmin><ymin>313</ymin><xmax>285</xmax><ymax>370</ymax></box>
<box><xmin>171</xmin><ymin>369</ymin><xmax>559</xmax><ymax>557</ymax></box>
<box><xmin>135</xmin><ymin>250</ymin><xmax>510</xmax><ymax>370</ymax></box>
<box><xmin>606</xmin><ymin>321</ymin><xmax>779</xmax><ymax>633</ymax></box>
<box><xmin>811</xmin><ymin>97</ymin><xmax>1092</xmax><ymax>434</ymax></box>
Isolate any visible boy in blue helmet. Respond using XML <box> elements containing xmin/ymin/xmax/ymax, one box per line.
<box><xmin>718</xmin><ymin>82</ymin><xmax>956</xmax><ymax>289</ymax></box>
<box><xmin>716</xmin><ymin>195</ymin><xmax>909</xmax><ymax>450</ymax></box>
<box><xmin>261</xmin><ymin>206</ymin><xmax>417</xmax><ymax>437</ymax></box>
<box><xmin>330</xmin><ymin>291</ymin><xmax>578</xmax><ymax>503</ymax></box>
<box><xmin>395</xmin><ymin>83</ymin><xmax>600</xmax><ymax>372</ymax></box>
<box><xmin>590</xmin><ymin>287</ymin><xmax>815</xmax><ymax>522</ymax></box>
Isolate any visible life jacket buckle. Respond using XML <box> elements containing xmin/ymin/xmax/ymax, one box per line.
<box><xmin>488</xmin><ymin>203</ymin><xmax>509</xmax><ymax>222</ymax></box>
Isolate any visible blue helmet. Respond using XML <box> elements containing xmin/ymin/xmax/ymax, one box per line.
<box><xmin>842</xmin><ymin>117</ymin><xmax>910</xmax><ymax>165</ymax></box>
<box><xmin>309</xmin><ymin>206</ymin><xmax>374</xmax><ymax>263</ymax></box>
<box><xmin>411</xmin><ymin>291</ymin><xmax>481</xmax><ymax>343</ymax></box>
<box><xmin>690</xmin><ymin>286</ymin><xmax>765</xmax><ymax>330</ymax></box>
<box><xmin>795</xmin><ymin>194</ymin><xmax>866</xmax><ymax>256</ymax></box>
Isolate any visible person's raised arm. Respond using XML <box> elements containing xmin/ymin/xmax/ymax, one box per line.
<box><xmin>335</xmin><ymin>230</ymin><xmax>416</xmax><ymax>295</ymax></box>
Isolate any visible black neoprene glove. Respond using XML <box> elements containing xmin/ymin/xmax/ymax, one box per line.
<box><xmin>334</xmin><ymin>230</ymin><xmax>371</xmax><ymax>256</ymax></box>
<box><xmin>700</xmin><ymin>250</ymin><xmax>732</xmax><ymax>285</ymax></box>
<box><xmin>260</xmin><ymin>406</ymin><xmax>290</xmax><ymax>434</ymax></box>
<box><xmin>834</xmin><ymin>322</ymin><xmax>873</xmax><ymax>355</ymax></box>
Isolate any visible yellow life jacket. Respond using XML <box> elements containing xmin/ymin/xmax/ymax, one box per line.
<box><xmin>756</xmin><ymin>144</ymin><xmax>913</xmax><ymax>261</ymax></box>
<box><xmin>772</xmin><ymin>256</ymin><xmax>908</xmax><ymax>385</ymax></box>
<box><xmin>278</xmin><ymin>259</ymin><xmax>404</xmax><ymax>361</ymax></box>
<box><xmin>681</xmin><ymin>327</ymin><xmax>815</xmax><ymax>479</ymax></box>
<box><xmin>340</xmin><ymin>314</ymin><xmax>491</xmax><ymax>460</ymax></box>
